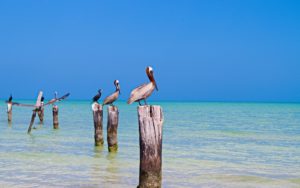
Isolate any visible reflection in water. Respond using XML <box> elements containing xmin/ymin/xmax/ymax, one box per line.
<box><xmin>106</xmin><ymin>152</ymin><xmax>119</xmax><ymax>174</ymax></box>
<box><xmin>33</xmin><ymin>123</ymin><xmax>43</xmax><ymax>130</ymax></box>
<box><xmin>89</xmin><ymin>148</ymin><xmax>121</xmax><ymax>186</ymax></box>
<box><xmin>28</xmin><ymin>133</ymin><xmax>37</xmax><ymax>144</ymax></box>
<box><xmin>104</xmin><ymin>152</ymin><xmax>121</xmax><ymax>185</ymax></box>
<box><xmin>93</xmin><ymin>146</ymin><xmax>104</xmax><ymax>158</ymax></box>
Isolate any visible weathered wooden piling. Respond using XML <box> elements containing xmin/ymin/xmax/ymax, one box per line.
<box><xmin>53</xmin><ymin>105</ymin><xmax>59</xmax><ymax>129</ymax></box>
<box><xmin>27</xmin><ymin>110</ymin><xmax>37</xmax><ymax>134</ymax></box>
<box><xmin>137</xmin><ymin>105</ymin><xmax>164</xmax><ymax>188</ymax></box>
<box><xmin>38</xmin><ymin>106</ymin><xmax>44</xmax><ymax>123</ymax></box>
<box><xmin>7</xmin><ymin>103</ymin><xmax>12</xmax><ymax>122</ymax></box>
<box><xmin>92</xmin><ymin>102</ymin><xmax>104</xmax><ymax>146</ymax></box>
<box><xmin>107</xmin><ymin>106</ymin><xmax>119</xmax><ymax>152</ymax></box>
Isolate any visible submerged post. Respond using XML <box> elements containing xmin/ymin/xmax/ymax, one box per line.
<box><xmin>53</xmin><ymin>105</ymin><xmax>59</xmax><ymax>129</ymax></box>
<box><xmin>137</xmin><ymin>105</ymin><xmax>164</xmax><ymax>188</ymax></box>
<box><xmin>27</xmin><ymin>110</ymin><xmax>37</xmax><ymax>134</ymax></box>
<box><xmin>92</xmin><ymin>102</ymin><xmax>104</xmax><ymax>146</ymax></box>
<box><xmin>7</xmin><ymin>103</ymin><xmax>12</xmax><ymax>122</ymax></box>
<box><xmin>107</xmin><ymin>106</ymin><xmax>119</xmax><ymax>152</ymax></box>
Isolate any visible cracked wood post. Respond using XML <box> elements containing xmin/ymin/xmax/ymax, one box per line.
<box><xmin>27</xmin><ymin>110</ymin><xmax>37</xmax><ymax>134</ymax></box>
<box><xmin>38</xmin><ymin>106</ymin><xmax>44</xmax><ymax>123</ymax></box>
<box><xmin>92</xmin><ymin>102</ymin><xmax>104</xmax><ymax>146</ymax></box>
<box><xmin>137</xmin><ymin>105</ymin><xmax>164</xmax><ymax>188</ymax></box>
<box><xmin>53</xmin><ymin>105</ymin><xmax>59</xmax><ymax>129</ymax></box>
<box><xmin>107</xmin><ymin>106</ymin><xmax>119</xmax><ymax>152</ymax></box>
<box><xmin>7</xmin><ymin>102</ymin><xmax>12</xmax><ymax>122</ymax></box>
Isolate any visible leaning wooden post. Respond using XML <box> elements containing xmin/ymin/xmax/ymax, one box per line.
<box><xmin>53</xmin><ymin>105</ymin><xmax>59</xmax><ymax>129</ymax></box>
<box><xmin>107</xmin><ymin>106</ymin><xmax>119</xmax><ymax>152</ymax></box>
<box><xmin>92</xmin><ymin>102</ymin><xmax>104</xmax><ymax>146</ymax></box>
<box><xmin>7</xmin><ymin>102</ymin><xmax>12</xmax><ymax>122</ymax></box>
<box><xmin>27</xmin><ymin>110</ymin><xmax>37</xmax><ymax>134</ymax></box>
<box><xmin>137</xmin><ymin>105</ymin><xmax>164</xmax><ymax>188</ymax></box>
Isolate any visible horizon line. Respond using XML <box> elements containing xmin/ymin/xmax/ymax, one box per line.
<box><xmin>1</xmin><ymin>98</ymin><xmax>299</xmax><ymax>104</ymax></box>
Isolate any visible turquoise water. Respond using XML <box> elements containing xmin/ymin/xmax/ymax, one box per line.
<box><xmin>0</xmin><ymin>101</ymin><xmax>300</xmax><ymax>187</ymax></box>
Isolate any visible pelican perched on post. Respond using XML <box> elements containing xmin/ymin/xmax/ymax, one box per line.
<box><xmin>127</xmin><ymin>66</ymin><xmax>158</xmax><ymax>105</ymax></box>
<box><xmin>92</xmin><ymin>89</ymin><xmax>102</xmax><ymax>103</ymax></box>
<box><xmin>103</xmin><ymin>80</ymin><xmax>120</xmax><ymax>106</ymax></box>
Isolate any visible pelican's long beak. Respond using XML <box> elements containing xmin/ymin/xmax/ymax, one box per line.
<box><xmin>117</xmin><ymin>85</ymin><xmax>121</xmax><ymax>94</ymax></box>
<box><xmin>154</xmin><ymin>81</ymin><xmax>158</xmax><ymax>91</ymax></box>
<box><xmin>149</xmin><ymin>70</ymin><xmax>158</xmax><ymax>91</ymax></box>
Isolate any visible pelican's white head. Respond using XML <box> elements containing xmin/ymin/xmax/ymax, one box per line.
<box><xmin>114</xmin><ymin>80</ymin><xmax>120</xmax><ymax>93</ymax></box>
<box><xmin>147</xmin><ymin>66</ymin><xmax>153</xmax><ymax>72</ymax></box>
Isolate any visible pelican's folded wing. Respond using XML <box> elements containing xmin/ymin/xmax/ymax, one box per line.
<box><xmin>127</xmin><ymin>83</ymin><xmax>147</xmax><ymax>104</ymax></box>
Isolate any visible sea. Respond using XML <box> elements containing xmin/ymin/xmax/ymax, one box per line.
<box><xmin>0</xmin><ymin>101</ymin><xmax>299</xmax><ymax>188</ymax></box>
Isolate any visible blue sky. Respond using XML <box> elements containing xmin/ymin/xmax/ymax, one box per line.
<box><xmin>0</xmin><ymin>0</ymin><xmax>299</xmax><ymax>102</ymax></box>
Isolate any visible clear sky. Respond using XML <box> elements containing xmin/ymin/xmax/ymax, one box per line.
<box><xmin>0</xmin><ymin>0</ymin><xmax>299</xmax><ymax>102</ymax></box>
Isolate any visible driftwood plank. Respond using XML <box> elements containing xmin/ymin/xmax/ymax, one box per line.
<box><xmin>35</xmin><ymin>91</ymin><xmax>43</xmax><ymax>107</ymax></box>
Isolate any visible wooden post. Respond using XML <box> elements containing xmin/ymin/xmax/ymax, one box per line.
<box><xmin>7</xmin><ymin>103</ymin><xmax>12</xmax><ymax>122</ymax></box>
<box><xmin>27</xmin><ymin>110</ymin><xmax>37</xmax><ymax>134</ymax></box>
<box><xmin>38</xmin><ymin>106</ymin><xmax>44</xmax><ymax>123</ymax></box>
<box><xmin>107</xmin><ymin>106</ymin><xmax>119</xmax><ymax>152</ymax></box>
<box><xmin>92</xmin><ymin>102</ymin><xmax>104</xmax><ymax>146</ymax></box>
<box><xmin>137</xmin><ymin>105</ymin><xmax>164</xmax><ymax>188</ymax></box>
<box><xmin>53</xmin><ymin>105</ymin><xmax>59</xmax><ymax>129</ymax></box>
<box><xmin>27</xmin><ymin>91</ymin><xmax>43</xmax><ymax>134</ymax></box>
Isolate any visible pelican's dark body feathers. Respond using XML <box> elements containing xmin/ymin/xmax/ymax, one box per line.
<box><xmin>8</xmin><ymin>95</ymin><xmax>13</xmax><ymax>102</ymax></box>
<box><xmin>93</xmin><ymin>89</ymin><xmax>102</xmax><ymax>102</ymax></box>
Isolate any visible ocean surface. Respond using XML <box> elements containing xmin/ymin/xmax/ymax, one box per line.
<box><xmin>0</xmin><ymin>101</ymin><xmax>299</xmax><ymax>188</ymax></box>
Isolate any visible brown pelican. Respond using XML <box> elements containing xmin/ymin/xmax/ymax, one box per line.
<box><xmin>92</xmin><ymin>89</ymin><xmax>102</xmax><ymax>103</ymax></box>
<box><xmin>127</xmin><ymin>66</ymin><xmax>158</xmax><ymax>105</ymax></box>
<box><xmin>103</xmin><ymin>80</ymin><xmax>120</xmax><ymax>106</ymax></box>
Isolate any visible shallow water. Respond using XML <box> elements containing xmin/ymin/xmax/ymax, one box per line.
<box><xmin>0</xmin><ymin>101</ymin><xmax>300</xmax><ymax>187</ymax></box>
